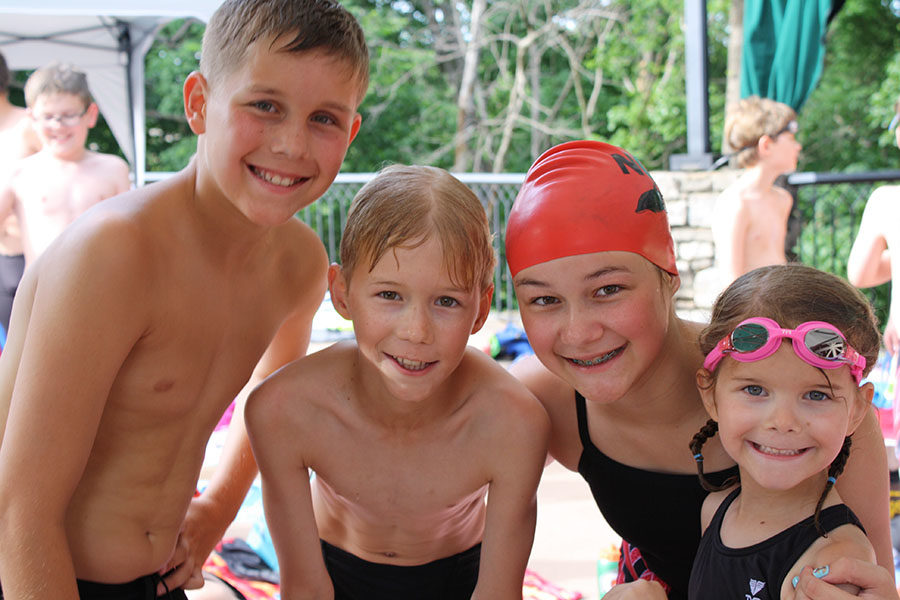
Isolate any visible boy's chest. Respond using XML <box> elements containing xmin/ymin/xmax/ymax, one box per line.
<box><xmin>17</xmin><ymin>164</ymin><xmax>116</xmax><ymax>215</ymax></box>
<box><xmin>315</xmin><ymin>431</ymin><xmax>490</xmax><ymax>519</ymax></box>
<box><xmin>115</xmin><ymin>265</ymin><xmax>293</xmax><ymax>419</ymax></box>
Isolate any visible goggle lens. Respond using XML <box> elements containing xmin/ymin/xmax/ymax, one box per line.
<box><xmin>730</xmin><ymin>323</ymin><xmax>848</xmax><ymax>362</ymax></box>
<box><xmin>731</xmin><ymin>322</ymin><xmax>767</xmax><ymax>352</ymax></box>
<box><xmin>804</xmin><ymin>328</ymin><xmax>846</xmax><ymax>360</ymax></box>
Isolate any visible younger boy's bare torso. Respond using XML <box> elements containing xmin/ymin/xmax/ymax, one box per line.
<box><xmin>6</xmin><ymin>149</ymin><xmax>130</xmax><ymax>262</ymax></box>
<box><xmin>260</xmin><ymin>342</ymin><xmax>536</xmax><ymax>565</ymax></box>
<box><xmin>0</xmin><ymin>166</ymin><xmax>325</xmax><ymax>583</ymax></box>
<box><xmin>715</xmin><ymin>178</ymin><xmax>791</xmax><ymax>278</ymax></box>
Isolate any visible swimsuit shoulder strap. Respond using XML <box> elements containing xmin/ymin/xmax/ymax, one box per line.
<box><xmin>575</xmin><ymin>391</ymin><xmax>593</xmax><ymax>450</ymax></box>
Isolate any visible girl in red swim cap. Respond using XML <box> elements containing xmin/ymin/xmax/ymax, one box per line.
<box><xmin>505</xmin><ymin>140</ymin><xmax>896</xmax><ymax>600</ymax></box>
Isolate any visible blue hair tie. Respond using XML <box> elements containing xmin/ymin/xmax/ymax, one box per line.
<box><xmin>827</xmin><ymin>476</ymin><xmax>836</xmax><ymax>485</ymax></box>
<box><xmin>693</xmin><ymin>453</ymin><xmax>703</xmax><ymax>461</ymax></box>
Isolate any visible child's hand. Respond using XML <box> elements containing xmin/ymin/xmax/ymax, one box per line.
<box><xmin>157</xmin><ymin>495</ymin><xmax>221</xmax><ymax>594</ymax></box>
<box><xmin>157</xmin><ymin>530</ymin><xmax>204</xmax><ymax>594</ymax></box>
<box><xmin>791</xmin><ymin>559</ymin><xmax>899</xmax><ymax>599</ymax></box>
<box><xmin>601</xmin><ymin>580</ymin><xmax>668</xmax><ymax>599</ymax></box>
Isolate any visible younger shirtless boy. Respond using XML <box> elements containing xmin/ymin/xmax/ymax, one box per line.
<box><xmin>712</xmin><ymin>96</ymin><xmax>802</xmax><ymax>285</ymax></box>
<box><xmin>246</xmin><ymin>165</ymin><xmax>550</xmax><ymax>600</ymax></box>
<box><xmin>0</xmin><ymin>0</ymin><xmax>367</xmax><ymax>598</ymax></box>
<box><xmin>0</xmin><ymin>62</ymin><xmax>131</xmax><ymax>265</ymax></box>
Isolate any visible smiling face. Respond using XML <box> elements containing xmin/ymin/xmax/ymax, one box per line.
<box><xmin>185</xmin><ymin>38</ymin><xmax>363</xmax><ymax>226</ymax></box>
<box><xmin>329</xmin><ymin>235</ymin><xmax>492</xmax><ymax>405</ymax></box>
<box><xmin>513</xmin><ymin>250</ymin><xmax>679</xmax><ymax>403</ymax></box>
<box><xmin>29</xmin><ymin>92</ymin><xmax>96</xmax><ymax>160</ymax></box>
<box><xmin>699</xmin><ymin>344</ymin><xmax>869</xmax><ymax>492</ymax></box>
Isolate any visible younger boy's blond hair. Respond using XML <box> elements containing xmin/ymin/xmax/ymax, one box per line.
<box><xmin>340</xmin><ymin>165</ymin><xmax>497</xmax><ymax>293</ymax></box>
<box><xmin>724</xmin><ymin>96</ymin><xmax>796</xmax><ymax>168</ymax></box>
<box><xmin>201</xmin><ymin>0</ymin><xmax>369</xmax><ymax>99</ymax></box>
<box><xmin>24</xmin><ymin>62</ymin><xmax>92</xmax><ymax>108</ymax></box>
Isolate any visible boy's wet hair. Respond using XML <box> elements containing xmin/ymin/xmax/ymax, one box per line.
<box><xmin>690</xmin><ymin>263</ymin><xmax>881</xmax><ymax>535</ymax></box>
<box><xmin>340</xmin><ymin>165</ymin><xmax>497</xmax><ymax>293</ymax></box>
<box><xmin>0</xmin><ymin>51</ymin><xmax>9</xmax><ymax>95</ymax></box>
<box><xmin>24</xmin><ymin>62</ymin><xmax>93</xmax><ymax>109</ymax></box>
<box><xmin>724</xmin><ymin>96</ymin><xmax>797</xmax><ymax>168</ymax></box>
<box><xmin>201</xmin><ymin>0</ymin><xmax>369</xmax><ymax>99</ymax></box>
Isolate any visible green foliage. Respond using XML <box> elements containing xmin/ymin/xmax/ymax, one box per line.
<box><xmin>144</xmin><ymin>19</ymin><xmax>203</xmax><ymax>172</ymax></box>
<box><xmin>800</xmin><ymin>0</ymin><xmax>900</xmax><ymax>171</ymax></box>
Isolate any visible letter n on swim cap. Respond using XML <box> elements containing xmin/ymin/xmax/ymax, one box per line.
<box><xmin>505</xmin><ymin>140</ymin><xmax>678</xmax><ymax>278</ymax></box>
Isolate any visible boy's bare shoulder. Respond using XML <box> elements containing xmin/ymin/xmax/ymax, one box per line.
<box><xmin>246</xmin><ymin>341</ymin><xmax>355</xmax><ymax>428</ymax></box>
<box><xmin>86</xmin><ymin>150</ymin><xmax>131</xmax><ymax>174</ymax></box>
<box><xmin>456</xmin><ymin>347</ymin><xmax>550</xmax><ymax>430</ymax></box>
<box><xmin>253</xmin><ymin>341</ymin><xmax>354</xmax><ymax>395</ymax></box>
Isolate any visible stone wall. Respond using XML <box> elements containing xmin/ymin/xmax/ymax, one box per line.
<box><xmin>651</xmin><ymin>168</ymin><xmax>741</xmax><ymax>322</ymax></box>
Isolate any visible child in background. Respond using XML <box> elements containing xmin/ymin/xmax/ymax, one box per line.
<box><xmin>0</xmin><ymin>50</ymin><xmax>41</xmax><ymax>336</ymax></box>
<box><xmin>688</xmin><ymin>264</ymin><xmax>881</xmax><ymax>599</ymax></box>
<box><xmin>711</xmin><ymin>96</ymin><xmax>802</xmax><ymax>287</ymax></box>
<box><xmin>0</xmin><ymin>62</ymin><xmax>130</xmax><ymax>265</ymax></box>
<box><xmin>848</xmin><ymin>94</ymin><xmax>900</xmax><ymax>354</ymax></box>
<box><xmin>246</xmin><ymin>164</ymin><xmax>550</xmax><ymax>600</ymax></box>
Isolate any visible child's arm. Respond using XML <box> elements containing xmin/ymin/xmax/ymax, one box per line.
<box><xmin>0</xmin><ymin>166</ymin><xmax>19</xmax><ymax>222</ymax></box>
<box><xmin>835</xmin><ymin>408</ymin><xmax>895</xmax><ymax>575</ymax></box>
<box><xmin>471</xmin><ymin>390</ymin><xmax>550</xmax><ymax>600</ymax></box>
<box><xmin>848</xmin><ymin>187</ymin><xmax>893</xmax><ymax>288</ymax></box>
<box><xmin>109</xmin><ymin>156</ymin><xmax>133</xmax><ymax>196</ymax></box>
<box><xmin>246</xmin><ymin>370</ymin><xmax>334</xmax><ymax>599</ymax></box>
<box><xmin>0</xmin><ymin>218</ymin><xmax>151</xmax><ymax>599</ymax></box>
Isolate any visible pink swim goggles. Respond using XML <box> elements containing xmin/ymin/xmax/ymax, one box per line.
<box><xmin>703</xmin><ymin>317</ymin><xmax>866</xmax><ymax>384</ymax></box>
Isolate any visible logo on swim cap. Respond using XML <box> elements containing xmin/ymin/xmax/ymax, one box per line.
<box><xmin>637</xmin><ymin>188</ymin><xmax>665</xmax><ymax>213</ymax></box>
<box><xmin>505</xmin><ymin>140</ymin><xmax>677</xmax><ymax>278</ymax></box>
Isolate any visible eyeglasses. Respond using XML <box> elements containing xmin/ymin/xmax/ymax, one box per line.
<box><xmin>772</xmin><ymin>119</ymin><xmax>799</xmax><ymax>138</ymax></box>
<box><xmin>33</xmin><ymin>108</ymin><xmax>88</xmax><ymax>127</ymax></box>
<box><xmin>703</xmin><ymin>317</ymin><xmax>865</xmax><ymax>384</ymax></box>
<box><xmin>889</xmin><ymin>113</ymin><xmax>899</xmax><ymax>132</ymax></box>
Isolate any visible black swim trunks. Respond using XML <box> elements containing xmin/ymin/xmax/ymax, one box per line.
<box><xmin>321</xmin><ymin>539</ymin><xmax>481</xmax><ymax>600</ymax></box>
<box><xmin>0</xmin><ymin>572</ymin><xmax>186</xmax><ymax>599</ymax></box>
<box><xmin>0</xmin><ymin>253</ymin><xmax>23</xmax><ymax>335</ymax></box>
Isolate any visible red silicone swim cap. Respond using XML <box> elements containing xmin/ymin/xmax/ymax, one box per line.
<box><xmin>505</xmin><ymin>140</ymin><xmax>677</xmax><ymax>278</ymax></box>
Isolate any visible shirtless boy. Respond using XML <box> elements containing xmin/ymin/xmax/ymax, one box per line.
<box><xmin>0</xmin><ymin>51</ymin><xmax>40</xmax><ymax>334</ymax></box>
<box><xmin>848</xmin><ymin>94</ymin><xmax>900</xmax><ymax>354</ymax></box>
<box><xmin>712</xmin><ymin>96</ymin><xmax>802</xmax><ymax>284</ymax></box>
<box><xmin>0</xmin><ymin>62</ymin><xmax>131</xmax><ymax>265</ymax></box>
<box><xmin>0</xmin><ymin>1</ymin><xmax>367</xmax><ymax>598</ymax></box>
<box><xmin>246</xmin><ymin>165</ymin><xmax>550</xmax><ymax>600</ymax></box>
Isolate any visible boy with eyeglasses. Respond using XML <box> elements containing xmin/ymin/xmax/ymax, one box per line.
<box><xmin>708</xmin><ymin>96</ymin><xmax>803</xmax><ymax>292</ymax></box>
<box><xmin>0</xmin><ymin>62</ymin><xmax>130</xmax><ymax>266</ymax></box>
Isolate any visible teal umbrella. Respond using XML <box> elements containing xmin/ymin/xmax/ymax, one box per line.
<box><xmin>741</xmin><ymin>0</ymin><xmax>836</xmax><ymax>111</ymax></box>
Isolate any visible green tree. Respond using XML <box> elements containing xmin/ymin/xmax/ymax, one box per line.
<box><xmin>799</xmin><ymin>0</ymin><xmax>900</xmax><ymax>172</ymax></box>
<box><xmin>144</xmin><ymin>19</ymin><xmax>204</xmax><ymax>172</ymax></box>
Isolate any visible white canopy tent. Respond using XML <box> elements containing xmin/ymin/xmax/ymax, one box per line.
<box><xmin>0</xmin><ymin>0</ymin><xmax>223</xmax><ymax>185</ymax></box>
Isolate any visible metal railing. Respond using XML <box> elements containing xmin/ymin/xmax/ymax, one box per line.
<box><xmin>302</xmin><ymin>173</ymin><xmax>525</xmax><ymax>313</ymax></box>
<box><xmin>146</xmin><ymin>169</ymin><xmax>900</xmax><ymax>316</ymax></box>
<box><xmin>786</xmin><ymin>169</ymin><xmax>900</xmax><ymax>324</ymax></box>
